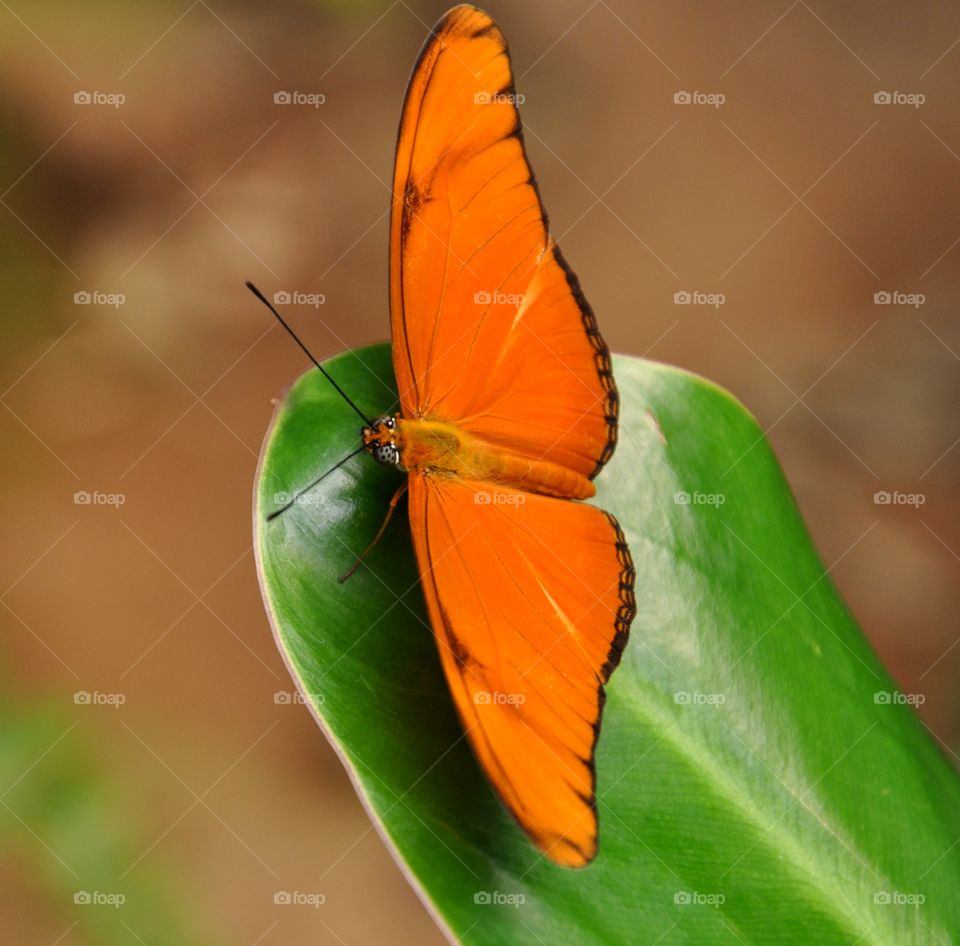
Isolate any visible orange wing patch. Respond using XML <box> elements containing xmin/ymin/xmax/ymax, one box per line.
<box><xmin>407</xmin><ymin>474</ymin><xmax>635</xmax><ymax>867</ymax></box>
<box><xmin>390</xmin><ymin>5</ymin><xmax>618</xmax><ymax>480</ymax></box>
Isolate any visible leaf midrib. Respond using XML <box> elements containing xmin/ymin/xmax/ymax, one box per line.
<box><xmin>616</xmin><ymin>681</ymin><xmax>902</xmax><ymax>945</ymax></box>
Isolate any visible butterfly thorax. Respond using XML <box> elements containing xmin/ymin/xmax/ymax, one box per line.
<box><xmin>363</xmin><ymin>414</ymin><xmax>595</xmax><ymax>500</ymax></box>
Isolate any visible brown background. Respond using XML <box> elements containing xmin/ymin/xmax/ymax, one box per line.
<box><xmin>1</xmin><ymin>1</ymin><xmax>958</xmax><ymax>942</ymax></box>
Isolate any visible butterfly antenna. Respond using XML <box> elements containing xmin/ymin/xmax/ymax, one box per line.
<box><xmin>246</xmin><ymin>281</ymin><xmax>372</xmax><ymax>426</ymax></box>
<box><xmin>267</xmin><ymin>445</ymin><xmax>365</xmax><ymax>522</ymax></box>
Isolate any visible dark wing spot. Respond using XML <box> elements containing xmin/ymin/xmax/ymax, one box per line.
<box><xmin>439</xmin><ymin>604</ymin><xmax>479</xmax><ymax>671</ymax></box>
<box><xmin>401</xmin><ymin>181</ymin><xmax>423</xmax><ymax>243</ymax></box>
<box><xmin>471</xmin><ymin>22</ymin><xmax>499</xmax><ymax>40</ymax></box>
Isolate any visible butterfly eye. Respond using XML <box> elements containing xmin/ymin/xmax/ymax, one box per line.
<box><xmin>383</xmin><ymin>416</ymin><xmax>397</xmax><ymax>430</ymax></box>
<box><xmin>372</xmin><ymin>443</ymin><xmax>400</xmax><ymax>466</ymax></box>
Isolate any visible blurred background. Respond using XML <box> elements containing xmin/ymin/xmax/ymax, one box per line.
<box><xmin>1</xmin><ymin>0</ymin><xmax>958</xmax><ymax>942</ymax></box>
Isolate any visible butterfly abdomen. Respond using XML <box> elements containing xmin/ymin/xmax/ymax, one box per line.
<box><xmin>397</xmin><ymin>417</ymin><xmax>595</xmax><ymax>500</ymax></box>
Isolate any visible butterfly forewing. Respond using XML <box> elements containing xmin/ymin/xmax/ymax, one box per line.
<box><xmin>390</xmin><ymin>4</ymin><xmax>618</xmax><ymax>479</ymax></box>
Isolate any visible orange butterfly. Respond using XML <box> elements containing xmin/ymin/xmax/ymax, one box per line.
<box><xmin>371</xmin><ymin>4</ymin><xmax>636</xmax><ymax>868</ymax></box>
<box><xmin>257</xmin><ymin>4</ymin><xmax>636</xmax><ymax>868</ymax></box>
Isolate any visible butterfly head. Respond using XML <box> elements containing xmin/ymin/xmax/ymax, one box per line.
<box><xmin>362</xmin><ymin>414</ymin><xmax>402</xmax><ymax>466</ymax></box>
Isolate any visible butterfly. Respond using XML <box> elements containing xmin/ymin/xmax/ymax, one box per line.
<box><xmin>254</xmin><ymin>3</ymin><xmax>635</xmax><ymax>869</ymax></box>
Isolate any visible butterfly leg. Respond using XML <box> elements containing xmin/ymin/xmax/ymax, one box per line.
<box><xmin>338</xmin><ymin>479</ymin><xmax>409</xmax><ymax>583</ymax></box>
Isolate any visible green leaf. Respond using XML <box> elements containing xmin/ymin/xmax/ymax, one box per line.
<box><xmin>255</xmin><ymin>343</ymin><xmax>960</xmax><ymax>945</ymax></box>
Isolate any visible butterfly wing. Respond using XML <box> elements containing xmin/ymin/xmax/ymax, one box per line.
<box><xmin>407</xmin><ymin>474</ymin><xmax>635</xmax><ymax>866</ymax></box>
<box><xmin>390</xmin><ymin>4</ymin><xmax>617</xmax><ymax>479</ymax></box>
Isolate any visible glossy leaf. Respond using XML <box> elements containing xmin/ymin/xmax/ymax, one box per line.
<box><xmin>255</xmin><ymin>343</ymin><xmax>960</xmax><ymax>945</ymax></box>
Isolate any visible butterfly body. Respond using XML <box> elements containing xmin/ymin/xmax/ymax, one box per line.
<box><xmin>364</xmin><ymin>415</ymin><xmax>596</xmax><ymax>500</ymax></box>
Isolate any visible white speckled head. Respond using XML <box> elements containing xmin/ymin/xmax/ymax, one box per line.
<box><xmin>361</xmin><ymin>415</ymin><xmax>402</xmax><ymax>467</ymax></box>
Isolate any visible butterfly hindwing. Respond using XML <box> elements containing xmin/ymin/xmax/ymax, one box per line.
<box><xmin>407</xmin><ymin>473</ymin><xmax>635</xmax><ymax>866</ymax></box>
